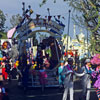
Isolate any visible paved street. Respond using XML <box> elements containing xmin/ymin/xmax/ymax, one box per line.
<box><xmin>5</xmin><ymin>80</ymin><xmax>98</xmax><ymax>100</ymax></box>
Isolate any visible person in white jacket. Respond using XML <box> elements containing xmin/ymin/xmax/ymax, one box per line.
<box><xmin>61</xmin><ymin>57</ymin><xmax>87</xmax><ymax>100</ymax></box>
<box><xmin>80</xmin><ymin>59</ymin><xmax>94</xmax><ymax>100</ymax></box>
<box><xmin>62</xmin><ymin>58</ymin><xmax>76</xmax><ymax>100</ymax></box>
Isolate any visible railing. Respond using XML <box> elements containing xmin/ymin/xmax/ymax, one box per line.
<box><xmin>28</xmin><ymin>69</ymin><xmax>60</xmax><ymax>88</ymax></box>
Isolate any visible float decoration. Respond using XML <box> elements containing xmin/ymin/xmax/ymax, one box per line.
<box><xmin>91</xmin><ymin>54</ymin><xmax>100</xmax><ymax>65</ymax></box>
<box><xmin>2</xmin><ymin>41</ymin><xmax>11</xmax><ymax>50</ymax></box>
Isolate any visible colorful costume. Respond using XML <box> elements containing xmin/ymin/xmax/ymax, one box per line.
<box><xmin>58</xmin><ymin>65</ymin><xmax>65</xmax><ymax>86</ymax></box>
<box><xmin>39</xmin><ymin>70</ymin><xmax>47</xmax><ymax>85</ymax></box>
<box><xmin>61</xmin><ymin>58</ymin><xmax>83</xmax><ymax>100</ymax></box>
<box><xmin>39</xmin><ymin>69</ymin><xmax>47</xmax><ymax>92</ymax></box>
<box><xmin>62</xmin><ymin>64</ymin><xmax>74</xmax><ymax>100</ymax></box>
<box><xmin>90</xmin><ymin>54</ymin><xmax>100</xmax><ymax>99</ymax></box>
<box><xmin>81</xmin><ymin>65</ymin><xmax>93</xmax><ymax>100</ymax></box>
<box><xmin>94</xmin><ymin>67</ymin><xmax>100</xmax><ymax>89</ymax></box>
<box><xmin>93</xmin><ymin>66</ymin><xmax>100</xmax><ymax>99</ymax></box>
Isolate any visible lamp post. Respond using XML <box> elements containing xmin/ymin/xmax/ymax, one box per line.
<box><xmin>87</xmin><ymin>29</ymin><xmax>89</xmax><ymax>58</ymax></box>
<box><xmin>67</xmin><ymin>10</ymin><xmax>71</xmax><ymax>51</ymax></box>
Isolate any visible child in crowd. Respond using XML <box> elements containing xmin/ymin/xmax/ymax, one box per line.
<box><xmin>39</xmin><ymin>66</ymin><xmax>47</xmax><ymax>92</ymax></box>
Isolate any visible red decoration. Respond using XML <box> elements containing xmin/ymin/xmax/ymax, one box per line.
<box><xmin>67</xmin><ymin>50</ymin><xmax>74</xmax><ymax>56</ymax></box>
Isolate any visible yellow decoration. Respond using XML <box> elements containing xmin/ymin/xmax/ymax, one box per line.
<box><xmin>0</xmin><ymin>58</ymin><xmax>3</xmax><ymax>61</ymax></box>
<box><xmin>33</xmin><ymin>64</ymin><xmax>37</xmax><ymax>69</ymax></box>
<box><xmin>15</xmin><ymin>63</ymin><xmax>19</xmax><ymax>67</ymax></box>
<box><xmin>16</xmin><ymin>61</ymin><xmax>19</xmax><ymax>63</ymax></box>
<box><xmin>30</xmin><ymin>9</ymin><xmax>33</xmax><ymax>14</ymax></box>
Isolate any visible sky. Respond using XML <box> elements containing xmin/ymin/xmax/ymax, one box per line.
<box><xmin>0</xmin><ymin>0</ymin><xmax>87</xmax><ymax>38</ymax></box>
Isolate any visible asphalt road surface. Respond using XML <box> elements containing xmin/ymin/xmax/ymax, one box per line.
<box><xmin>5</xmin><ymin>80</ymin><xmax>98</xmax><ymax>100</ymax></box>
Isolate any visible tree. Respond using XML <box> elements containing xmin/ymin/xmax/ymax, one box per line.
<box><xmin>0</xmin><ymin>10</ymin><xmax>6</xmax><ymax>32</ymax></box>
<box><xmin>41</xmin><ymin>0</ymin><xmax>100</xmax><ymax>54</ymax></box>
<box><xmin>10</xmin><ymin>14</ymin><xmax>21</xmax><ymax>28</ymax></box>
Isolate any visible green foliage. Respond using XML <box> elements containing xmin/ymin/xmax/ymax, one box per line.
<box><xmin>89</xmin><ymin>34</ymin><xmax>100</xmax><ymax>54</ymax></box>
<box><xmin>0</xmin><ymin>10</ymin><xmax>6</xmax><ymax>32</ymax></box>
<box><xmin>0</xmin><ymin>32</ymin><xmax>7</xmax><ymax>39</ymax></box>
<box><xmin>45</xmin><ymin>48</ymin><xmax>51</xmax><ymax>57</ymax></box>
<box><xmin>10</xmin><ymin>14</ymin><xmax>21</xmax><ymax>28</ymax></box>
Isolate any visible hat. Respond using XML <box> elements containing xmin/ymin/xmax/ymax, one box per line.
<box><xmin>85</xmin><ymin>59</ymin><xmax>90</xmax><ymax>63</ymax></box>
<box><xmin>67</xmin><ymin>58</ymin><xmax>73</xmax><ymax>62</ymax></box>
<box><xmin>60</xmin><ymin>60</ymin><xmax>64</xmax><ymax>63</ymax></box>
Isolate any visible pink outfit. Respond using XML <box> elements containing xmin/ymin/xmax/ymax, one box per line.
<box><xmin>94</xmin><ymin>67</ymin><xmax>100</xmax><ymax>89</ymax></box>
<box><xmin>39</xmin><ymin>70</ymin><xmax>48</xmax><ymax>85</ymax></box>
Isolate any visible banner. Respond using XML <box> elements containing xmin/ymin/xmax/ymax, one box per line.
<box><xmin>7</xmin><ymin>27</ymin><xmax>16</xmax><ymax>39</ymax></box>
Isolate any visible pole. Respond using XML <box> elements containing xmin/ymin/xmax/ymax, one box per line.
<box><xmin>87</xmin><ymin>29</ymin><xmax>89</xmax><ymax>58</ymax></box>
<box><xmin>47</xmin><ymin>8</ymin><xmax>50</xmax><ymax>16</ymax></box>
<box><xmin>67</xmin><ymin>10</ymin><xmax>71</xmax><ymax>51</ymax></box>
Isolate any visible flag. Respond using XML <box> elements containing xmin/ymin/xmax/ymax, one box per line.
<box><xmin>29</xmin><ymin>22</ymin><xmax>35</xmax><ymax>29</ymax></box>
<box><xmin>30</xmin><ymin>9</ymin><xmax>33</xmax><ymax>14</ymax></box>
<box><xmin>54</xmin><ymin>17</ymin><xmax>65</xmax><ymax>28</ymax></box>
<box><xmin>48</xmin><ymin>16</ymin><xmax>52</xmax><ymax>21</ymax></box>
<box><xmin>7</xmin><ymin>27</ymin><xmax>16</xmax><ymax>39</ymax></box>
<box><xmin>54</xmin><ymin>17</ymin><xmax>60</xmax><ymax>23</ymax></box>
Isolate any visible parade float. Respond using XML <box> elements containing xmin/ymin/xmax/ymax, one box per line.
<box><xmin>7</xmin><ymin>3</ymin><xmax>66</xmax><ymax>87</ymax></box>
<box><xmin>11</xmin><ymin>8</ymin><xmax>65</xmax><ymax>70</ymax></box>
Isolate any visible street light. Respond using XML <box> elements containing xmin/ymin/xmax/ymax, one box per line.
<box><xmin>87</xmin><ymin>29</ymin><xmax>89</xmax><ymax>58</ymax></box>
<box><xmin>67</xmin><ymin>10</ymin><xmax>71</xmax><ymax>51</ymax></box>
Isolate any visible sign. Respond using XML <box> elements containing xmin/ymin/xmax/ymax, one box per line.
<box><xmin>14</xmin><ymin>18</ymin><xmax>65</xmax><ymax>38</ymax></box>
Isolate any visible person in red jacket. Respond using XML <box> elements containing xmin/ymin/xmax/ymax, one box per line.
<box><xmin>1</xmin><ymin>62</ymin><xmax>8</xmax><ymax>80</ymax></box>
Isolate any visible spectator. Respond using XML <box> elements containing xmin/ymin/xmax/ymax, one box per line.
<box><xmin>5</xmin><ymin>61</ymin><xmax>11</xmax><ymax>81</ymax></box>
<box><xmin>58</xmin><ymin>61</ymin><xmax>65</xmax><ymax>89</ymax></box>
<box><xmin>39</xmin><ymin>66</ymin><xmax>47</xmax><ymax>92</ymax></box>
<box><xmin>2</xmin><ymin>62</ymin><xmax>8</xmax><ymax>81</ymax></box>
